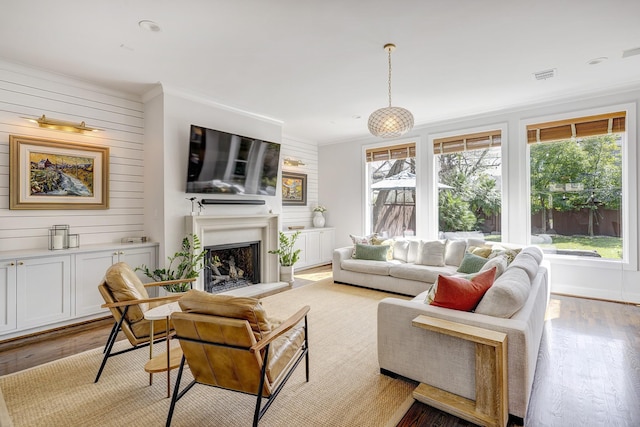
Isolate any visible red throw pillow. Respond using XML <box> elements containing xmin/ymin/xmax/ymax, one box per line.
<box><xmin>431</xmin><ymin>267</ymin><xmax>497</xmax><ymax>311</ymax></box>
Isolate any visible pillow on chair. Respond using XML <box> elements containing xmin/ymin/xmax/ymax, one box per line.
<box><xmin>104</xmin><ymin>262</ymin><xmax>151</xmax><ymax>322</ymax></box>
<box><xmin>178</xmin><ymin>290</ymin><xmax>272</xmax><ymax>341</ymax></box>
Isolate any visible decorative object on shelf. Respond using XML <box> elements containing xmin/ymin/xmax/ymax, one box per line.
<box><xmin>68</xmin><ymin>234</ymin><xmax>80</xmax><ymax>248</ymax></box>
<box><xmin>368</xmin><ymin>43</ymin><xmax>414</xmax><ymax>138</ymax></box>
<box><xmin>282</xmin><ymin>172</ymin><xmax>307</xmax><ymax>206</ymax></box>
<box><xmin>283</xmin><ymin>157</ymin><xmax>306</xmax><ymax>167</ymax></box>
<box><xmin>313</xmin><ymin>205</ymin><xmax>327</xmax><ymax>228</ymax></box>
<box><xmin>288</xmin><ymin>225</ymin><xmax>305</xmax><ymax>230</ymax></box>
<box><xmin>186</xmin><ymin>197</ymin><xmax>203</xmax><ymax>216</ymax></box>
<box><xmin>48</xmin><ymin>224</ymin><xmax>69</xmax><ymax>250</ymax></box>
<box><xmin>9</xmin><ymin>135</ymin><xmax>109</xmax><ymax>210</ymax></box>
<box><xmin>136</xmin><ymin>234</ymin><xmax>206</xmax><ymax>293</ymax></box>
<box><xmin>268</xmin><ymin>231</ymin><xmax>301</xmax><ymax>284</ymax></box>
<box><xmin>23</xmin><ymin>114</ymin><xmax>102</xmax><ymax>133</ymax></box>
<box><xmin>121</xmin><ymin>236</ymin><xmax>148</xmax><ymax>243</ymax></box>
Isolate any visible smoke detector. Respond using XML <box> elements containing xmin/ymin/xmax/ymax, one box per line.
<box><xmin>533</xmin><ymin>68</ymin><xmax>557</xmax><ymax>81</ymax></box>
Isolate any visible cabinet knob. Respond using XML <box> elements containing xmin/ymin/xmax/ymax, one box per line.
<box><xmin>113</xmin><ymin>252</ymin><xmax>118</xmax><ymax>255</ymax></box>
<box><xmin>18</xmin><ymin>261</ymin><xmax>24</xmax><ymax>266</ymax></box>
<box><xmin>9</xmin><ymin>262</ymin><xmax>15</xmax><ymax>266</ymax></box>
<box><xmin>119</xmin><ymin>251</ymin><xmax>124</xmax><ymax>255</ymax></box>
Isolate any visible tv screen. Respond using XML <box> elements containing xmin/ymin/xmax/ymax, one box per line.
<box><xmin>186</xmin><ymin>125</ymin><xmax>281</xmax><ymax>195</ymax></box>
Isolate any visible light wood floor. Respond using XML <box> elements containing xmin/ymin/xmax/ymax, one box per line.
<box><xmin>2</xmin><ymin>268</ymin><xmax>639</xmax><ymax>427</ymax></box>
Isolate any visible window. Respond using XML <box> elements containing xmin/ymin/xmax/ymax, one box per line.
<box><xmin>434</xmin><ymin>130</ymin><xmax>502</xmax><ymax>241</ymax></box>
<box><xmin>366</xmin><ymin>143</ymin><xmax>416</xmax><ymax>238</ymax></box>
<box><xmin>527</xmin><ymin>111</ymin><xmax>625</xmax><ymax>259</ymax></box>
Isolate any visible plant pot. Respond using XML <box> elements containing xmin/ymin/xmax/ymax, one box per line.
<box><xmin>313</xmin><ymin>211</ymin><xmax>325</xmax><ymax>228</ymax></box>
<box><xmin>280</xmin><ymin>265</ymin><xmax>295</xmax><ymax>284</ymax></box>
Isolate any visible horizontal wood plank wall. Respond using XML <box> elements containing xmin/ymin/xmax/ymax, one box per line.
<box><xmin>0</xmin><ymin>62</ymin><xmax>145</xmax><ymax>252</ymax></box>
<box><xmin>280</xmin><ymin>135</ymin><xmax>318</xmax><ymax>230</ymax></box>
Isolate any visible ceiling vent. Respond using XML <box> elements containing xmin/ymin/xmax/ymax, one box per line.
<box><xmin>533</xmin><ymin>68</ymin><xmax>557</xmax><ymax>81</ymax></box>
<box><xmin>622</xmin><ymin>47</ymin><xmax>640</xmax><ymax>59</ymax></box>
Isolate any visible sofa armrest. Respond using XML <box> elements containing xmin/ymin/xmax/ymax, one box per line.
<box><xmin>332</xmin><ymin>246</ymin><xmax>353</xmax><ymax>280</ymax></box>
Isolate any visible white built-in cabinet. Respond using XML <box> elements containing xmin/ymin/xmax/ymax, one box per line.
<box><xmin>284</xmin><ymin>228</ymin><xmax>335</xmax><ymax>270</ymax></box>
<box><xmin>0</xmin><ymin>242</ymin><xmax>157</xmax><ymax>340</ymax></box>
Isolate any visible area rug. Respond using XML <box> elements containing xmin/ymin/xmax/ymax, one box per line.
<box><xmin>0</xmin><ymin>279</ymin><xmax>415</xmax><ymax>427</ymax></box>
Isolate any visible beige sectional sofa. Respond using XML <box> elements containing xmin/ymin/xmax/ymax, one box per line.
<box><xmin>332</xmin><ymin>239</ymin><xmax>549</xmax><ymax>420</ymax></box>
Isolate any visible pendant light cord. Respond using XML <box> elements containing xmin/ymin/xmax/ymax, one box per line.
<box><xmin>388</xmin><ymin>48</ymin><xmax>393</xmax><ymax>108</ymax></box>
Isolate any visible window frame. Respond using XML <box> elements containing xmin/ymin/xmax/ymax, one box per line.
<box><xmin>522</xmin><ymin>103</ymin><xmax>637</xmax><ymax>270</ymax></box>
<box><xmin>426</xmin><ymin>123</ymin><xmax>509</xmax><ymax>241</ymax></box>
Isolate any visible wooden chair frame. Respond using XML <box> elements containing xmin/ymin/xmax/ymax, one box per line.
<box><xmin>94</xmin><ymin>278</ymin><xmax>195</xmax><ymax>383</ymax></box>
<box><xmin>166</xmin><ymin>306</ymin><xmax>310</xmax><ymax>427</ymax></box>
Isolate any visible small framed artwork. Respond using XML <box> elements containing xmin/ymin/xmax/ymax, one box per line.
<box><xmin>9</xmin><ymin>135</ymin><xmax>109</xmax><ymax>210</ymax></box>
<box><xmin>282</xmin><ymin>172</ymin><xmax>307</xmax><ymax>206</ymax></box>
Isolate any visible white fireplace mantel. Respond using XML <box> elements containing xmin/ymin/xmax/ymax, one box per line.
<box><xmin>186</xmin><ymin>214</ymin><xmax>280</xmax><ymax>290</ymax></box>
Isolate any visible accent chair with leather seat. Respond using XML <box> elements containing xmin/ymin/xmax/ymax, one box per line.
<box><xmin>166</xmin><ymin>290</ymin><xmax>310</xmax><ymax>427</ymax></box>
<box><xmin>95</xmin><ymin>262</ymin><xmax>195</xmax><ymax>383</ymax></box>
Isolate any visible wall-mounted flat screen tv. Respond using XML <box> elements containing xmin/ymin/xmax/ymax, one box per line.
<box><xmin>186</xmin><ymin>124</ymin><xmax>281</xmax><ymax>195</ymax></box>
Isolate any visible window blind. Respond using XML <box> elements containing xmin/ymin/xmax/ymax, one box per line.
<box><xmin>527</xmin><ymin>111</ymin><xmax>626</xmax><ymax>144</ymax></box>
<box><xmin>433</xmin><ymin>130</ymin><xmax>502</xmax><ymax>155</ymax></box>
<box><xmin>366</xmin><ymin>143</ymin><xmax>416</xmax><ymax>162</ymax></box>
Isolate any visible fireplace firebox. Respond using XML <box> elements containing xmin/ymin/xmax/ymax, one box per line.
<box><xmin>204</xmin><ymin>241</ymin><xmax>260</xmax><ymax>293</ymax></box>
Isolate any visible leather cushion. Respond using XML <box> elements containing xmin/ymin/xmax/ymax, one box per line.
<box><xmin>178</xmin><ymin>289</ymin><xmax>271</xmax><ymax>341</ymax></box>
<box><xmin>104</xmin><ymin>262</ymin><xmax>150</xmax><ymax>323</ymax></box>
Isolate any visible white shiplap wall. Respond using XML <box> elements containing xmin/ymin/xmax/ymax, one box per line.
<box><xmin>280</xmin><ymin>135</ymin><xmax>319</xmax><ymax>230</ymax></box>
<box><xmin>0</xmin><ymin>61</ymin><xmax>145</xmax><ymax>252</ymax></box>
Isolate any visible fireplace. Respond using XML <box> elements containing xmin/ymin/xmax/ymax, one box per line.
<box><xmin>204</xmin><ymin>241</ymin><xmax>261</xmax><ymax>293</ymax></box>
<box><xmin>186</xmin><ymin>214</ymin><xmax>279</xmax><ymax>291</ymax></box>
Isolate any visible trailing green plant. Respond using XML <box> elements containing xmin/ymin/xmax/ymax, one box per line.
<box><xmin>268</xmin><ymin>231</ymin><xmax>301</xmax><ymax>267</ymax></box>
<box><xmin>136</xmin><ymin>234</ymin><xmax>207</xmax><ymax>292</ymax></box>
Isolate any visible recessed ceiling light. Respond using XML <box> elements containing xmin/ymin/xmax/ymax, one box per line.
<box><xmin>587</xmin><ymin>57</ymin><xmax>608</xmax><ymax>65</ymax></box>
<box><xmin>139</xmin><ymin>20</ymin><xmax>161</xmax><ymax>32</ymax></box>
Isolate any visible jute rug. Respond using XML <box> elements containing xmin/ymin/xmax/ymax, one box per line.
<box><xmin>0</xmin><ymin>279</ymin><xmax>415</xmax><ymax>427</ymax></box>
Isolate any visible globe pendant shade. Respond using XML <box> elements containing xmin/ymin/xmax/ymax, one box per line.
<box><xmin>368</xmin><ymin>106</ymin><xmax>415</xmax><ymax>138</ymax></box>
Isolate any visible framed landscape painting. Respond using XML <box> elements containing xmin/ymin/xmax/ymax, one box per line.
<box><xmin>9</xmin><ymin>135</ymin><xmax>109</xmax><ymax>210</ymax></box>
<box><xmin>282</xmin><ymin>172</ymin><xmax>307</xmax><ymax>206</ymax></box>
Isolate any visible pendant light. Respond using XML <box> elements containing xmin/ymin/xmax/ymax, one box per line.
<box><xmin>368</xmin><ymin>43</ymin><xmax>414</xmax><ymax>138</ymax></box>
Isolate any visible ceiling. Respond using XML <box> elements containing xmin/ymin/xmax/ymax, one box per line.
<box><xmin>2</xmin><ymin>1</ymin><xmax>640</xmax><ymax>145</ymax></box>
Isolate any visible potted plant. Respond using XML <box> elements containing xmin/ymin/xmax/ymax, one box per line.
<box><xmin>268</xmin><ymin>231</ymin><xmax>301</xmax><ymax>284</ymax></box>
<box><xmin>136</xmin><ymin>234</ymin><xmax>206</xmax><ymax>293</ymax></box>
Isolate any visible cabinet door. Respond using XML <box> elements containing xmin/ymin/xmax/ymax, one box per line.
<box><xmin>0</xmin><ymin>261</ymin><xmax>17</xmax><ymax>333</ymax></box>
<box><xmin>16</xmin><ymin>255</ymin><xmax>71</xmax><ymax>329</ymax></box>
<box><xmin>305</xmin><ymin>231</ymin><xmax>321</xmax><ymax>266</ymax></box>
<box><xmin>74</xmin><ymin>251</ymin><xmax>118</xmax><ymax>317</ymax></box>
<box><xmin>119</xmin><ymin>246</ymin><xmax>157</xmax><ymax>272</ymax></box>
<box><xmin>320</xmin><ymin>229</ymin><xmax>336</xmax><ymax>262</ymax></box>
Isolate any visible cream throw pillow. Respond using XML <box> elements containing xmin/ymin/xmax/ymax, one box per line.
<box><xmin>416</xmin><ymin>240</ymin><xmax>445</xmax><ymax>266</ymax></box>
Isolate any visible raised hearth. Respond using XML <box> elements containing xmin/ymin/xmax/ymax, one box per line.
<box><xmin>186</xmin><ymin>214</ymin><xmax>279</xmax><ymax>291</ymax></box>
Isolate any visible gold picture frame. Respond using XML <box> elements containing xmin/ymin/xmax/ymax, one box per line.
<box><xmin>9</xmin><ymin>135</ymin><xmax>109</xmax><ymax>210</ymax></box>
<box><xmin>282</xmin><ymin>172</ymin><xmax>307</xmax><ymax>206</ymax></box>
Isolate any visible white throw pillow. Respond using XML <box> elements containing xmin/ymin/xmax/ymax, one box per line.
<box><xmin>392</xmin><ymin>240</ymin><xmax>410</xmax><ymax>262</ymax></box>
<box><xmin>444</xmin><ymin>239</ymin><xmax>467</xmax><ymax>266</ymax></box>
<box><xmin>479</xmin><ymin>254</ymin><xmax>508</xmax><ymax>278</ymax></box>
<box><xmin>416</xmin><ymin>240</ymin><xmax>445</xmax><ymax>267</ymax></box>
<box><xmin>407</xmin><ymin>240</ymin><xmax>421</xmax><ymax>263</ymax></box>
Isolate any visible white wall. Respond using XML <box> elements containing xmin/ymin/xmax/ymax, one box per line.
<box><xmin>319</xmin><ymin>86</ymin><xmax>640</xmax><ymax>303</ymax></box>
<box><xmin>0</xmin><ymin>61</ymin><xmax>145</xmax><ymax>252</ymax></box>
<box><xmin>145</xmin><ymin>87</ymin><xmax>284</xmax><ymax>260</ymax></box>
<box><xmin>280</xmin><ymin>135</ymin><xmax>319</xmax><ymax>230</ymax></box>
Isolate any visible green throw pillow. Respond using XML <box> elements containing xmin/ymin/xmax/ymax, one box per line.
<box><xmin>354</xmin><ymin>243</ymin><xmax>389</xmax><ymax>261</ymax></box>
<box><xmin>456</xmin><ymin>252</ymin><xmax>488</xmax><ymax>274</ymax></box>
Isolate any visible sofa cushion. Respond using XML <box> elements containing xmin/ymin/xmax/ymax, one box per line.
<box><xmin>416</xmin><ymin>240</ymin><xmax>445</xmax><ymax>266</ymax></box>
<box><xmin>508</xmin><ymin>253</ymin><xmax>539</xmax><ymax>281</ymax></box>
<box><xmin>444</xmin><ymin>239</ymin><xmax>467</xmax><ymax>266</ymax></box>
<box><xmin>349</xmin><ymin>233</ymin><xmax>378</xmax><ymax>258</ymax></box>
<box><xmin>456</xmin><ymin>252</ymin><xmax>488</xmax><ymax>274</ymax></box>
<box><xmin>389</xmin><ymin>264</ymin><xmax>456</xmax><ymax>283</ymax></box>
<box><xmin>488</xmin><ymin>246</ymin><xmax>521</xmax><ymax>264</ymax></box>
<box><xmin>392</xmin><ymin>240</ymin><xmax>410</xmax><ymax>262</ymax></box>
<box><xmin>474</xmin><ymin>266</ymin><xmax>531</xmax><ymax>318</ymax></box>
<box><xmin>341</xmin><ymin>258</ymin><xmax>394</xmax><ymax>276</ymax></box>
<box><xmin>479</xmin><ymin>254</ymin><xmax>508</xmax><ymax>278</ymax></box>
<box><xmin>431</xmin><ymin>267</ymin><xmax>497</xmax><ymax>311</ymax></box>
<box><xmin>469</xmin><ymin>245</ymin><xmax>493</xmax><ymax>258</ymax></box>
<box><xmin>407</xmin><ymin>240</ymin><xmax>421</xmax><ymax>263</ymax></box>
<box><xmin>521</xmin><ymin>246</ymin><xmax>544</xmax><ymax>264</ymax></box>
<box><xmin>178</xmin><ymin>290</ymin><xmax>272</xmax><ymax>341</ymax></box>
<box><xmin>353</xmin><ymin>243</ymin><xmax>389</xmax><ymax>261</ymax></box>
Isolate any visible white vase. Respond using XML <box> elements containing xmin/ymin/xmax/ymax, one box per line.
<box><xmin>313</xmin><ymin>211</ymin><xmax>325</xmax><ymax>228</ymax></box>
<box><xmin>280</xmin><ymin>265</ymin><xmax>295</xmax><ymax>284</ymax></box>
